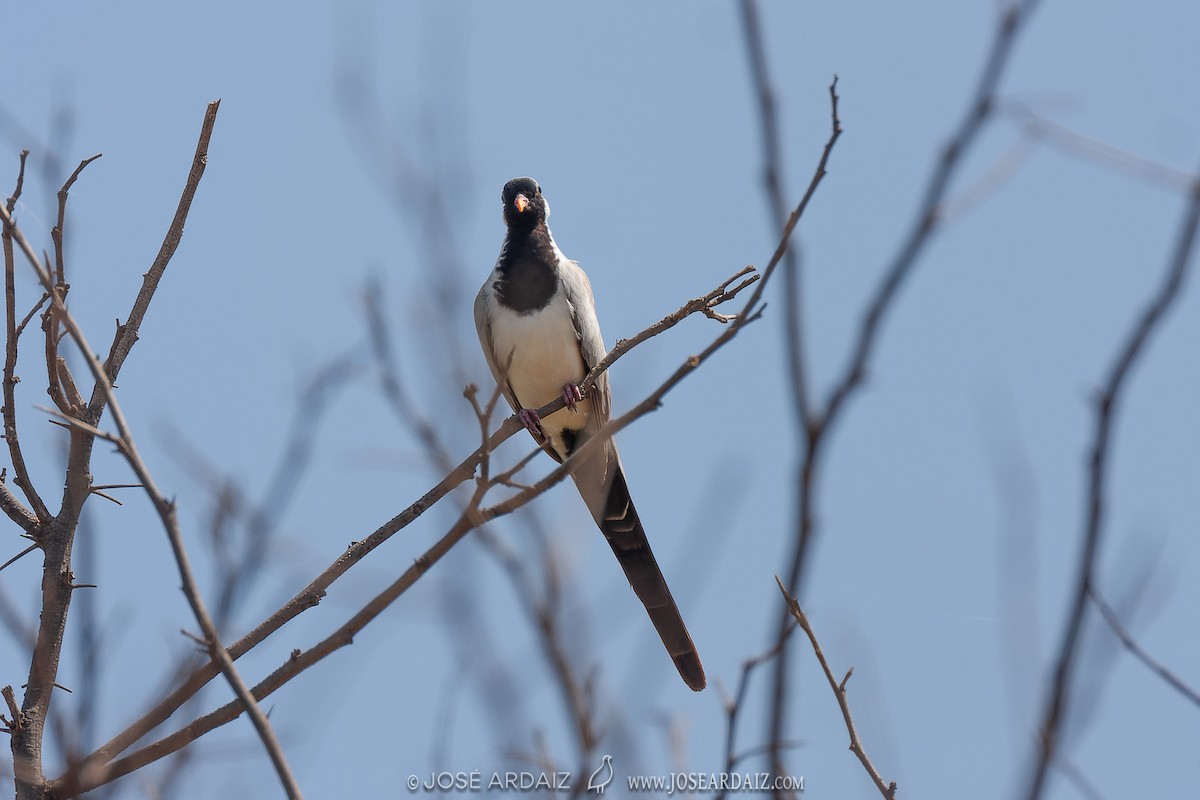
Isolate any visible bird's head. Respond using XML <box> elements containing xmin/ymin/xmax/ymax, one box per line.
<box><xmin>501</xmin><ymin>176</ymin><xmax>549</xmax><ymax>229</ymax></box>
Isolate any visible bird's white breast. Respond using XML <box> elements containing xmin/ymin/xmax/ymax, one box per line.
<box><xmin>492</xmin><ymin>286</ymin><xmax>585</xmax><ymax>407</ymax></box>
<box><xmin>488</xmin><ymin>285</ymin><xmax>588</xmax><ymax>436</ymax></box>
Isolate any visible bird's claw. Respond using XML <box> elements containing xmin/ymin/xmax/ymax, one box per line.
<box><xmin>562</xmin><ymin>383</ymin><xmax>583</xmax><ymax>412</ymax></box>
<box><xmin>518</xmin><ymin>408</ymin><xmax>543</xmax><ymax>437</ymax></box>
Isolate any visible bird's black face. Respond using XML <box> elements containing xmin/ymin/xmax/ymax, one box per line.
<box><xmin>501</xmin><ymin>176</ymin><xmax>549</xmax><ymax>229</ymax></box>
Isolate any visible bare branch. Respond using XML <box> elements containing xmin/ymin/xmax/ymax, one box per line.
<box><xmin>49</xmin><ymin>150</ymin><xmax>301</xmax><ymax>800</ymax></box>
<box><xmin>52</xmin><ymin>153</ymin><xmax>102</xmax><ymax>287</ymax></box>
<box><xmin>579</xmin><ymin>266</ymin><xmax>759</xmax><ymax>398</ymax></box>
<box><xmin>2</xmin><ymin>150</ymin><xmax>49</xmax><ymax>526</ymax></box>
<box><xmin>766</xmin><ymin>1</ymin><xmax>1043</xmax><ymax>773</ymax></box>
<box><xmin>95</xmin><ymin>100</ymin><xmax>219</xmax><ymax>402</ymax></box>
<box><xmin>2</xmin><ymin>685</ymin><xmax>22</xmax><ymax>734</ymax></box>
<box><xmin>1024</xmin><ymin>171</ymin><xmax>1200</xmax><ymax>799</ymax></box>
<box><xmin>0</xmin><ymin>473</ymin><xmax>37</xmax><ymax>531</ymax></box>
<box><xmin>739</xmin><ymin>0</ymin><xmax>811</xmax><ymax>423</ymax></box>
<box><xmin>776</xmin><ymin>578</ymin><xmax>896</xmax><ymax>799</ymax></box>
<box><xmin>14</xmin><ymin>293</ymin><xmax>48</xmax><ymax>343</ymax></box>
<box><xmin>4</xmin><ymin>151</ymin><xmax>28</xmax><ymax>211</ymax></box>
<box><xmin>1088</xmin><ymin>586</ymin><xmax>1200</xmax><ymax>707</ymax></box>
<box><xmin>43</xmin><ymin>305</ymin><xmax>72</xmax><ymax>416</ymax></box>
<box><xmin>1</xmin><ymin>101</ymin><xmax>303</xmax><ymax>799</ymax></box>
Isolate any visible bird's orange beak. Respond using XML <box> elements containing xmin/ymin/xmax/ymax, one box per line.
<box><xmin>514</xmin><ymin>194</ymin><xmax>529</xmax><ymax>213</ymax></box>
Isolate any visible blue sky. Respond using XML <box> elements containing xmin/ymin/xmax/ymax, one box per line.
<box><xmin>2</xmin><ymin>2</ymin><xmax>1198</xmax><ymax>798</ymax></box>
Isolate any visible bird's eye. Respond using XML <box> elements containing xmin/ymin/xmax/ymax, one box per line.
<box><xmin>535</xmin><ymin>184</ymin><xmax>542</xmax><ymax>195</ymax></box>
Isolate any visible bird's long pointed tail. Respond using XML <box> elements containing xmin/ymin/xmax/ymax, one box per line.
<box><xmin>574</xmin><ymin>458</ymin><xmax>705</xmax><ymax>691</ymax></box>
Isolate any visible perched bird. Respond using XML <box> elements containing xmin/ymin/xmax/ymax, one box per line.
<box><xmin>474</xmin><ymin>177</ymin><xmax>705</xmax><ymax>691</ymax></box>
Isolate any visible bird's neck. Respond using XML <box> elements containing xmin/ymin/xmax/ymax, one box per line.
<box><xmin>500</xmin><ymin>221</ymin><xmax>555</xmax><ymax>265</ymax></box>
<box><xmin>495</xmin><ymin>223</ymin><xmax>559</xmax><ymax>313</ymax></box>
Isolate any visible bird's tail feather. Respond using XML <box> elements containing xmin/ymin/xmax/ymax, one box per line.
<box><xmin>572</xmin><ymin>449</ymin><xmax>706</xmax><ymax>691</ymax></box>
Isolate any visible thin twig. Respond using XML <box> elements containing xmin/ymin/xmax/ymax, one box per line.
<box><xmin>43</xmin><ymin>304</ymin><xmax>72</xmax><ymax>416</ymax></box>
<box><xmin>95</xmin><ymin>103</ymin><xmax>218</xmax><ymax>402</ymax></box>
<box><xmin>776</xmin><ymin>578</ymin><xmax>896</xmax><ymax>799</ymax></box>
<box><xmin>714</xmin><ymin>627</ymin><xmax>794</xmax><ymax>800</ymax></box>
<box><xmin>0</xmin><ymin>542</ymin><xmax>39</xmax><ymax>573</ymax></box>
<box><xmin>1053</xmin><ymin>754</ymin><xmax>1108</xmax><ymax>800</ymax></box>
<box><xmin>577</xmin><ymin>265</ymin><xmax>760</xmax><ymax>399</ymax></box>
<box><xmin>2</xmin><ymin>685</ymin><xmax>21</xmax><ymax>733</ymax></box>
<box><xmin>1025</xmin><ymin>162</ymin><xmax>1200</xmax><ymax>800</ymax></box>
<box><xmin>15</xmin><ymin>293</ymin><xmax>49</xmax><ymax>341</ymax></box>
<box><xmin>52</xmin><ymin>153</ymin><xmax>102</xmax><ymax>287</ymax></box>
<box><xmin>88</xmin><ymin>491</ymin><xmax>122</xmax><ymax>507</ymax></box>
<box><xmin>2</xmin><ymin>150</ymin><xmax>50</xmax><ymax>526</ymax></box>
<box><xmin>1088</xmin><ymin>586</ymin><xmax>1200</xmax><ymax>707</ymax></box>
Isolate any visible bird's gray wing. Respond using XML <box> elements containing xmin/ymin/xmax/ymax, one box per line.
<box><xmin>559</xmin><ymin>260</ymin><xmax>706</xmax><ymax>691</ymax></box>
<box><xmin>473</xmin><ymin>283</ymin><xmax>519</xmax><ymax>412</ymax></box>
<box><xmin>558</xmin><ymin>259</ymin><xmax>611</xmax><ymax>426</ymax></box>
<box><xmin>473</xmin><ymin>281</ymin><xmax>563</xmax><ymax>463</ymax></box>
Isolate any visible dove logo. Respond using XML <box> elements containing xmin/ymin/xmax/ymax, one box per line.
<box><xmin>586</xmin><ymin>755</ymin><xmax>614</xmax><ymax>794</ymax></box>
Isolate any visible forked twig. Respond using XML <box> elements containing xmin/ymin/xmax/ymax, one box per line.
<box><xmin>776</xmin><ymin>578</ymin><xmax>896</xmax><ymax>799</ymax></box>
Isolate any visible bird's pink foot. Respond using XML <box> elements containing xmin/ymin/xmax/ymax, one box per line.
<box><xmin>518</xmin><ymin>408</ymin><xmax>543</xmax><ymax>437</ymax></box>
<box><xmin>562</xmin><ymin>383</ymin><xmax>583</xmax><ymax>412</ymax></box>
